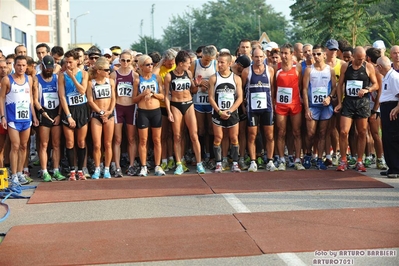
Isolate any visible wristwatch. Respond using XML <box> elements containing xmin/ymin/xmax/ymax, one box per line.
<box><xmin>99</xmin><ymin>110</ymin><xmax>105</xmax><ymax>115</ymax></box>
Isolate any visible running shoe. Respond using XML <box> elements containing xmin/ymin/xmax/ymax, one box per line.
<box><xmin>196</xmin><ymin>163</ymin><xmax>206</xmax><ymax>174</ymax></box>
<box><xmin>160</xmin><ymin>162</ymin><xmax>169</xmax><ymax>171</ymax></box>
<box><xmin>207</xmin><ymin>158</ymin><xmax>216</xmax><ymax>170</ymax></box>
<box><xmin>244</xmin><ymin>156</ymin><xmax>251</xmax><ymax>165</ymax></box>
<box><xmin>238</xmin><ymin>157</ymin><xmax>248</xmax><ymax>170</ymax></box>
<box><xmin>214</xmin><ymin>164</ymin><xmax>223</xmax><ymax>173</ymax></box>
<box><xmin>110</xmin><ymin>164</ymin><xmax>117</xmax><ymax>176</ymax></box>
<box><xmin>257</xmin><ymin>157</ymin><xmax>265</xmax><ymax>169</ymax></box>
<box><xmin>288</xmin><ymin>156</ymin><xmax>295</xmax><ymax>168</ymax></box>
<box><xmin>303</xmin><ymin>155</ymin><xmax>312</xmax><ymax>169</ymax></box>
<box><xmin>355</xmin><ymin>162</ymin><xmax>367</xmax><ymax>172</ymax></box>
<box><xmin>114</xmin><ymin>168</ymin><xmax>123</xmax><ymax>178</ymax></box>
<box><xmin>231</xmin><ymin>163</ymin><xmax>241</xmax><ymax>173</ymax></box>
<box><xmin>82</xmin><ymin>167</ymin><xmax>91</xmax><ymax>179</ymax></box>
<box><xmin>295</xmin><ymin>162</ymin><xmax>305</xmax><ymax>170</ymax></box>
<box><xmin>78</xmin><ymin>171</ymin><xmax>86</xmax><ymax>180</ymax></box>
<box><xmin>248</xmin><ymin>161</ymin><xmax>257</xmax><ymax>172</ymax></box>
<box><xmin>377</xmin><ymin>158</ymin><xmax>388</xmax><ymax>170</ymax></box>
<box><xmin>174</xmin><ymin>164</ymin><xmax>184</xmax><ymax>175</ymax></box>
<box><xmin>91</xmin><ymin>169</ymin><xmax>101</xmax><ymax>180</ymax></box>
<box><xmin>364</xmin><ymin>157</ymin><xmax>372</xmax><ymax>168</ymax></box>
<box><xmin>103</xmin><ymin>170</ymin><xmax>111</xmax><ymax>179</ymax></box>
<box><xmin>126</xmin><ymin>165</ymin><xmax>137</xmax><ymax>176</ymax></box>
<box><xmin>69</xmin><ymin>171</ymin><xmax>76</xmax><ymax>181</ymax></box>
<box><xmin>167</xmin><ymin>159</ymin><xmax>176</xmax><ymax>170</ymax></box>
<box><xmin>331</xmin><ymin>155</ymin><xmax>339</xmax><ymax>166</ymax></box>
<box><xmin>266</xmin><ymin>160</ymin><xmax>277</xmax><ymax>171</ymax></box>
<box><xmin>53</xmin><ymin>171</ymin><xmax>66</xmax><ymax>181</ymax></box>
<box><xmin>222</xmin><ymin>159</ymin><xmax>230</xmax><ymax>171</ymax></box>
<box><xmin>316</xmin><ymin>159</ymin><xmax>327</xmax><ymax>170</ymax></box>
<box><xmin>182</xmin><ymin>161</ymin><xmax>190</xmax><ymax>172</ymax></box>
<box><xmin>278</xmin><ymin>162</ymin><xmax>286</xmax><ymax>171</ymax></box>
<box><xmin>18</xmin><ymin>174</ymin><xmax>29</xmax><ymax>185</ymax></box>
<box><xmin>336</xmin><ymin>160</ymin><xmax>348</xmax><ymax>172</ymax></box>
<box><xmin>348</xmin><ymin>157</ymin><xmax>357</xmax><ymax>166</ymax></box>
<box><xmin>42</xmin><ymin>172</ymin><xmax>52</xmax><ymax>182</ymax></box>
<box><xmin>155</xmin><ymin>165</ymin><xmax>166</xmax><ymax>176</ymax></box>
<box><xmin>324</xmin><ymin>158</ymin><xmax>332</xmax><ymax>167</ymax></box>
<box><xmin>139</xmin><ymin>166</ymin><xmax>148</xmax><ymax>177</ymax></box>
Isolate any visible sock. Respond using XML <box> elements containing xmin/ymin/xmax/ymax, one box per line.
<box><xmin>162</xmin><ymin>158</ymin><xmax>167</xmax><ymax>164</ymax></box>
<box><xmin>213</xmin><ymin>145</ymin><xmax>222</xmax><ymax>162</ymax></box>
<box><xmin>17</xmin><ymin>171</ymin><xmax>22</xmax><ymax>177</ymax></box>
<box><xmin>104</xmin><ymin>167</ymin><xmax>110</xmax><ymax>172</ymax></box>
<box><xmin>42</xmin><ymin>169</ymin><xmax>48</xmax><ymax>173</ymax></box>
<box><xmin>280</xmin><ymin>157</ymin><xmax>286</xmax><ymax>163</ymax></box>
<box><xmin>326</xmin><ymin>155</ymin><xmax>332</xmax><ymax>160</ymax></box>
<box><xmin>77</xmin><ymin>147</ymin><xmax>86</xmax><ymax>170</ymax></box>
<box><xmin>231</xmin><ymin>145</ymin><xmax>239</xmax><ymax>162</ymax></box>
<box><xmin>168</xmin><ymin>156</ymin><xmax>174</xmax><ymax>161</ymax></box>
<box><xmin>111</xmin><ymin>162</ymin><xmax>116</xmax><ymax>167</ymax></box>
<box><xmin>66</xmin><ymin>148</ymin><xmax>74</xmax><ymax>169</ymax></box>
<box><xmin>23</xmin><ymin>167</ymin><xmax>29</xmax><ymax>173</ymax></box>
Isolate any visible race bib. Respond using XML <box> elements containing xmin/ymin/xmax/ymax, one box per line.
<box><xmin>346</xmin><ymin>80</ymin><xmax>363</xmax><ymax>97</ymax></box>
<box><xmin>250</xmin><ymin>92</ymin><xmax>267</xmax><ymax>110</ymax></box>
<box><xmin>195</xmin><ymin>91</ymin><xmax>209</xmax><ymax>105</ymax></box>
<box><xmin>43</xmin><ymin>92</ymin><xmax>59</xmax><ymax>109</ymax></box>
<box><xmin>311</xmin><ymin>87</ymin><xmax>328</xmax><ymax>104</ymax></box>
<box><xmin>117</xmin><ymin>83</ymin><xmax>133</xmax><ymax>97</ymax></box>
<box><xmin>68</xmin><ymin>93</ymin><xmax>86</xmax><ymax>106</ymax></box>
<box><xmin>140</xmin><ymin>80</ymin><xmax>157</xmax><ymax>93</ymax></box>
<box><xmin>94</xmin><ymin>84</ymin><xmax>111</xmax><ymax>99</ymax></box>
<box><xmin>276</xmin><ymin>87</ymin><xmax>293</xmax><ymax>104</ymax></box>
<box><xmin>15</xmin><ymin>101</ymin><xmax>30</xmax><ymax>120</ymax></box>
<box><xmin>217</xmin><ymin>92</ymin><xmax>235</xmax><ymax>110</ymax></box>
<box><xmin>172</xmin><ymin>79</ymin><xmax>190</xmax><ymax>92</ymax></box>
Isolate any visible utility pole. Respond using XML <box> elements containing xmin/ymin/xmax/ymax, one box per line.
<box><xmin>140</xmin><ymin>19</ymin><xmax>143</xmax><ymax>36</ymax></box>
<box><xmin>151</xmin><ymin>4</ymin><xmax>155</xmax><ymax>39</ymax></box>
<box><xmin>258</xmin><ymin>15</ymin><xmax>261</xmax><ymax>38</ymax></box>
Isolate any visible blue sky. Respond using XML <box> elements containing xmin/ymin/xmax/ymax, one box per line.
<box><xmin>70</xmin><ymin>0</ymin><xmax>293</xmax><ymax>50</ymax></box>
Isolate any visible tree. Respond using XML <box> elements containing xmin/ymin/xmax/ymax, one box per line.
<box><xmin>130</xmin><ymin>36</ymin><xmax>166</xmax><ymax>54</ymax></box>
<box><xmin>161</xmin><ymin>0</ymin><xmax>290</xmax><ymax>52</ymax></box>
<box><xmin>290</xmin><ymin>0</ymin><xmax>388</xmax><ymax>46</ymax></box>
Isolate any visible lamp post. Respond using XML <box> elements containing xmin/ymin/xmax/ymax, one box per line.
<box><xmin>74</xmin><ymin>11</ymin><xmax>90</xmax><ymax>47</ymax></box>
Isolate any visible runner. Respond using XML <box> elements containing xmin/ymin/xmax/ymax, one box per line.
<box><xmin>164</xmin><ymin>50</ymin><xmax>206</xmax><ymax>175</ymax></box>
<box><xmin>208</xmin><ymin>51</ymin><xmax>243</xmax><ymax>173</ymax></box>
<box><xmin>334</xmin><ymin>46</ymin><xmax>378</xmax><ymax>172</ymax></box>
<box><xmin>87</xmin><ymin>57</ymin><xmax>116</xmax><ymax>179</ymax></box>
<box><xmin>274</xmin><ymin>43</ymin><xmax>305</xmax><ymax>171</ymax></box>
<box><xmin>133</xmin><ymin>55</ymin><xmax>165</xmax><ymax>177</ymax></box>
<box><xmin>33</xmin><ymin>55</ymin><xmax>66</xmax><ymax>182</ymax></box>
<box><xmin>0</xmin><ymin>55</ymin><xmax>39</xmax><ymax>187</ymax></box>
<box><xmin>241</xmin><ymin>48</ymin><xmax>276</xmax><ymax>172</ymax></box>
<box><xmin>58</xmin><ymin>50</ymin><xmax>89</xmax><ymax>181</ymax></box>
<box><xmin>110</xmin><ymin>51</ymin><xmax>139</xmax><ymax>177</ymax></box>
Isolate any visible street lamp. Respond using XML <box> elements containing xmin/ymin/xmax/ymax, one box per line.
<box><xmin>74</xmin><ymin>11</ymin><xmax>90</xmax><ymax>47</ymax></box>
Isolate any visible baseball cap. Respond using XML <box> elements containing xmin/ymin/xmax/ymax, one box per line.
<box><xmin>325</xmin><ymin>39</ymin><xmax>339</xmax><ymax>50</ymax></box>
<box><xmin>373</xmin><ymin>40</ymin><xmax>386</xmax><ymax>50</ymax></box>
<box><xmin>265</xmin><ymin>42</ymin><xmax>279</xmax><ymax>51</ymax></box>
<box><xmin>42</xmin><ymin>55</ymin><xmax>55</xmax><ymax>69</ymax></box>
<box><xmin>219</xmin><ymin>48</ymin><xmax>231</xmax><ymax>54</ymax></box>
<box><xmin>101</xmin><ymin>48</ymin><xmax>112</xmax><ymax>56</ymax></box>
<box><xmin>235</xmin><ymin>55</ymin><xmax>251</xmax><ymax>68</ymax></box>
<box><xmin>112</xmin><ymin>58</ymin><xmax>121</xmax><ymax>66</ymax></box>
<box><xmin>87</xmin><ymin>47</ymin><xmax>102</xmax><ymax>56</ymax></box>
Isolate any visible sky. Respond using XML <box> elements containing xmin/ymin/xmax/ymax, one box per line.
<box><xmin>70</xmin><ymin>0</ymin><xmax>294</xmax><ymax>50</ymax></box>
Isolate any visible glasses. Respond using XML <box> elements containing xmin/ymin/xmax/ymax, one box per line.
<box><xmin>312</xmin><ymin>52</ymin><xmax>323</xmax><ymax>56</ymax></box>
<box><xmin>104</xmin><ymin>55</ymin><xmax>111</xmax><ymax>59</ymax></box>
<box><xmin>112</xmin><ymin>53</ymin><xmax>120</xmax><ymax>56</ymax></box>
<box><xmin>144</xmin><ymin>63</ymin><xmax>154</xmax><ymax>67</ymax></box>
<box><xmin>120</xmin><ymin>59</ymin><xmax>131</xmax><ymax>63</ymax></box>
<box><xmin>90</xmin><ymin>56</ymin><xmax>100</xmax><ymax>60</ymax></box>
<box><xmin>101</xmin><ymin>69</ymin><xmax>110</xmax><ymax>72</ymax></box>
<box><xmin>328</xmin><ymin>49</ymin><xmax>338</xmax><ymax>51</ymax></box>
<box><xmin>134</xmin><ymin>60</ymin><xmax>138</xmax><ymax>63</ymax></box>
<box><xmin>6</xmin><ymin>62</ymin><xmax>12</xmax><ymax>64</ymax></box>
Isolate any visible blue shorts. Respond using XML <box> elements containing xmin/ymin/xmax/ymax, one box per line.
<box><xmin>194</xmin><ymin>104</ymin><xmax>212</xmax><ymax>113</ymax></box>
<box><xmin>8</xmin><ymin>121</ymin><xmax>32</xmax><ymax>132</ymax></box>
<box><xmin>309</xmin><ymin>105</ymin><xmax>333</xmax><ymax>121</ymax></box>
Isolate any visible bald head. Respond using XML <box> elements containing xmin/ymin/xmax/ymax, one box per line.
<box><xmin>353</xmin><ymin>46</ymin><xmax>366</xmax><ymax>56</ymax></box>
<box><xmin>376</xmin><ymin>56</ymin><xmax>392</xmax><ymax>76</ymax></box>
<box><xmin>390</xmin><ymin>45</ymin><xmax>399</xmax><ymax>63</ymax></box>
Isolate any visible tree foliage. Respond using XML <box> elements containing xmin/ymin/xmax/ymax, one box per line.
<box><xmin>130</xmin><ymin>36</ymin><xmax>166</xmax><ymax>54</ymax></box>
<box><xmin>161</xmin><ymin>0</ymin><xmax>290</xmax><ymax>52</ymax></box>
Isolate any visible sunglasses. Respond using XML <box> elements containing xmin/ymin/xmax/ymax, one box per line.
<box><xmin>101</xmin><ymin>69</ymin><xmax>110</xmax><ymax>72</ymax></box>
<box><xmin>104</xmin><ymin>55</ymin><xmax>111</xmax><ymax>59</ymax></box>
<box><xmin>312</xmin><ymin>52</ymin><xmax>323</xmax><ymax>56</ymax></box>
<box><xmin>145</xmin><ymin>63</ymin><xmax>154</xmax><ymax>67</ymax></box>
<box><xmin>134</xmin><ymin>60</ymin><xmax>138</xmax><ymax>63</ymax></box>
<box><xmin>90</xmin><ymin>56</ymin><xmax>100</xmax><ymax>60</ymax></box>
<box><xmin>120</xmin><ymin>59</ymin><xmax>131</xmax><ymax>63</ymax></box>
<box><xmin>112</xmin><ymin>53</ymin><xmax>120</xmax><ymax>56</ymax></box>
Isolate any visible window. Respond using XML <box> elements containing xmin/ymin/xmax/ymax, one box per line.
<box><xmin>1</xmin><ymin>22</ymin><xmax>12</xmax><ymax>41</ymax></box>
<box><xmin>15</xmin><ymin>28</ymin><xmax>26</xmax><ymax>46</ymax></box>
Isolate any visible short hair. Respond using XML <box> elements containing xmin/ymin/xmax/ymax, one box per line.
<box><xmin>51</xmin><ymin>46</ymin><xmax>64</xmax><ymax>56</ymax></box>
<box><xmin>25</xmin><ymin>56</ymin><xmax>35</xmax><ymax>66</ymax></box>
<box><xmin>218</xmin><ymin>51</ymin><xmax>232</xmax><ymax>63</ymax></box>
<box><xmin>73</xmin><ymin>47</ymin><xmax>85</xmax><ymax>55</ymax></box>
<box><xmin>312</xmin><ymin>44</ymin><xmax>325</xmax><ymax>51</ymax></box>
<box><xmin>338</xmin><ymin>39</ymin><xmax>350</xmax><ymax>51</ymax></box>
<box><xmin>202</xmin><ymin>45</ymin><xmax>217</xmax><ymax>57</ymax></box>
<box><xmin>64</xmin><ymin>50</ymin><xmax>79</xmax><ymax>60</ymax></box>
<box><xmin>138</xmin><ymin>55</ymin><xmax>152</xmax><ymax>66</ymax></box>
<box><xmin>14</xmin><ymin>44</ymin><xmax>25</xmax><ymax>54</ymax></box>
<box><xmin>149</xmin><ymin>51</ymin><xmax>162</xmax><ymax>64</ymax></box>
<box><xmin>14</xmin><ymin>55</ymin><xmax>27</xmax><ymax>64</ymax></box>
<box><xmin>6</xmin><ymin>54</ymin><xmax>15</xmax><ymax>60</ymax></box>
<box><xmin>366</xmin><ymin>47</ymin><xmax>381</xmax><ymax>64</ymax></box>
<box><xmin>239</xmin><ymin>38</ymin><xmax>251</xmax><ymax>45</ymax></box>
<box><xmin>280</xmin><ymin>43</ymin><xmax>294</xmax><ymax>53</ymax></box>
<box><xmin>36</xmin><ymin>43</ymin><xmax>50</xmax><ymax>52</ymax></box>
<box><xmin>175</xmin><ymin>50</ymin><xmax>190</xmax><ymax>65</ymax></box>
<box><xmin>163</xmin><ymin>48</ymin><xmax>177</xmax><ymax>60</ymax></box>
<box><xmin>120</xmin><ymin>51</ymin><xmax>132</xmax><ymax>58</ymax></box>
<box><xmin>89</xmin><ymin>57</ymin><xmax>109</xmax><ymax>79</ymax></box>
<box><xmin>196</xmin><ymin>46</ymin><xmax>205</xmax><ymax>54</ymax></box>
<box><xmin>342</xmin><ymin>46</ymin><xmax>353</xmax><ymax>54</ymax></box>
<box><xmin>302</xmin><ymin>43</ymin><xmax>313</xmax><ymax>51</ymax></box>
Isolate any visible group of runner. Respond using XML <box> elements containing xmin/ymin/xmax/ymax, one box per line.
<box><xmin>0</xmin><ymin>37</ymin><xmax>398</xmax><ymax>185</ymax></box>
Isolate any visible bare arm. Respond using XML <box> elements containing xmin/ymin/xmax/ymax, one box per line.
<box><xmin>0</xmin><ymin>77</ymin><xmax>9</xmax><ymax>129</ymax></box>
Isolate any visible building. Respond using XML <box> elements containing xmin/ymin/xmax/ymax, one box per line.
<box><xmin>0</xmin><ymin>0</ymin><xmax>70</xmax><ymax>58</ymax></box>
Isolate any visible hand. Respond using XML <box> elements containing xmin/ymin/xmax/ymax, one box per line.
<box><xmin>65</xmin><ymin>69</ymin><xmax>74</xmax><ymax>78</ymax></box>
<box><xmin>390</xmin><ymin>106</ymin><xmax>399</xmax><ymax>121</ymax></box>
<box><xmin>323</xmin><ymin>96</ymin><xmax>331</xmax><ymax>106</ymax></box>
<box><xmin>305</xmin><ymin>110</ymin><xmax>312</xmax><ymax>120</ymax></box>
<box><xmin>334</xmin><ymin>104</ymin><xmax>342</xmax><ymax>113</ymax></box>
<box><xmin>1</xmin><ymin>118</ymin><xmax>7</xmax><ymax>130</ymax></box>
<box><xmin>53</xmin><ymin>115</ymin><xmax>61</xmax><ymax>126</ymax></box>
<box><xmin>33</xmin><ymin>117</ymin><xmax>39</xmax><ymax>127</ymax></box>
<box><xmin>168</xmin><ymin>112</ymin><xmax>174</xmax><ymax>123</ymax></box>
<box><xmin>358</xmin><ymin>88</ymin><xmax>368</xmax><ymax>98</ymax></box>
<box><xmin>68</xmin><ymin>116</ymin><xmax>76</xmax><ymax>129</ymax></box>
<box><xmin>200</xmin><ymin>80</ymin><xmax>210</xmax><ymax>91</ymax></box>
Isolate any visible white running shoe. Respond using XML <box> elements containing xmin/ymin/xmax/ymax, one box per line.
<box><xmin>266</xmin><ymin>160</ymin><xmax>277</xmax><ymax>171</ymax></box>
<box><xmin>248</xmin><ymin>161</ymin><xmax>258</xmax><ymax>172</ymax></box>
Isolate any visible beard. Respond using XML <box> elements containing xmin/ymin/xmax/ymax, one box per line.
<box><xmin>42</xmin><ymin>70</ymin><xmax>53</xmax><ymax>79</ymax></box>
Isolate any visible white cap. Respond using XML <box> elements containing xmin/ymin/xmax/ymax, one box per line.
<box><xmin>265</xmin><ymin>41</ymin><xmax>279</xmax><ymax>51</ymax></box>
<box><xmin>219</xmin><ymin>48</ymin><xmax>231</xmax><ymax>54</ymax></box>
<box><xmin>112</xmin><ymin>58</ymin><xmax>120</xmax><ymax>66</ymax></box>
<box><xmin>101</xmin><ymin>48</ymin><xmax>112</xmax><ymax>56</ymax></box>
<box><xmin>373</xmin><ymin>40</ymin><xmax>386</xmax><ymax>50</ymax></box>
